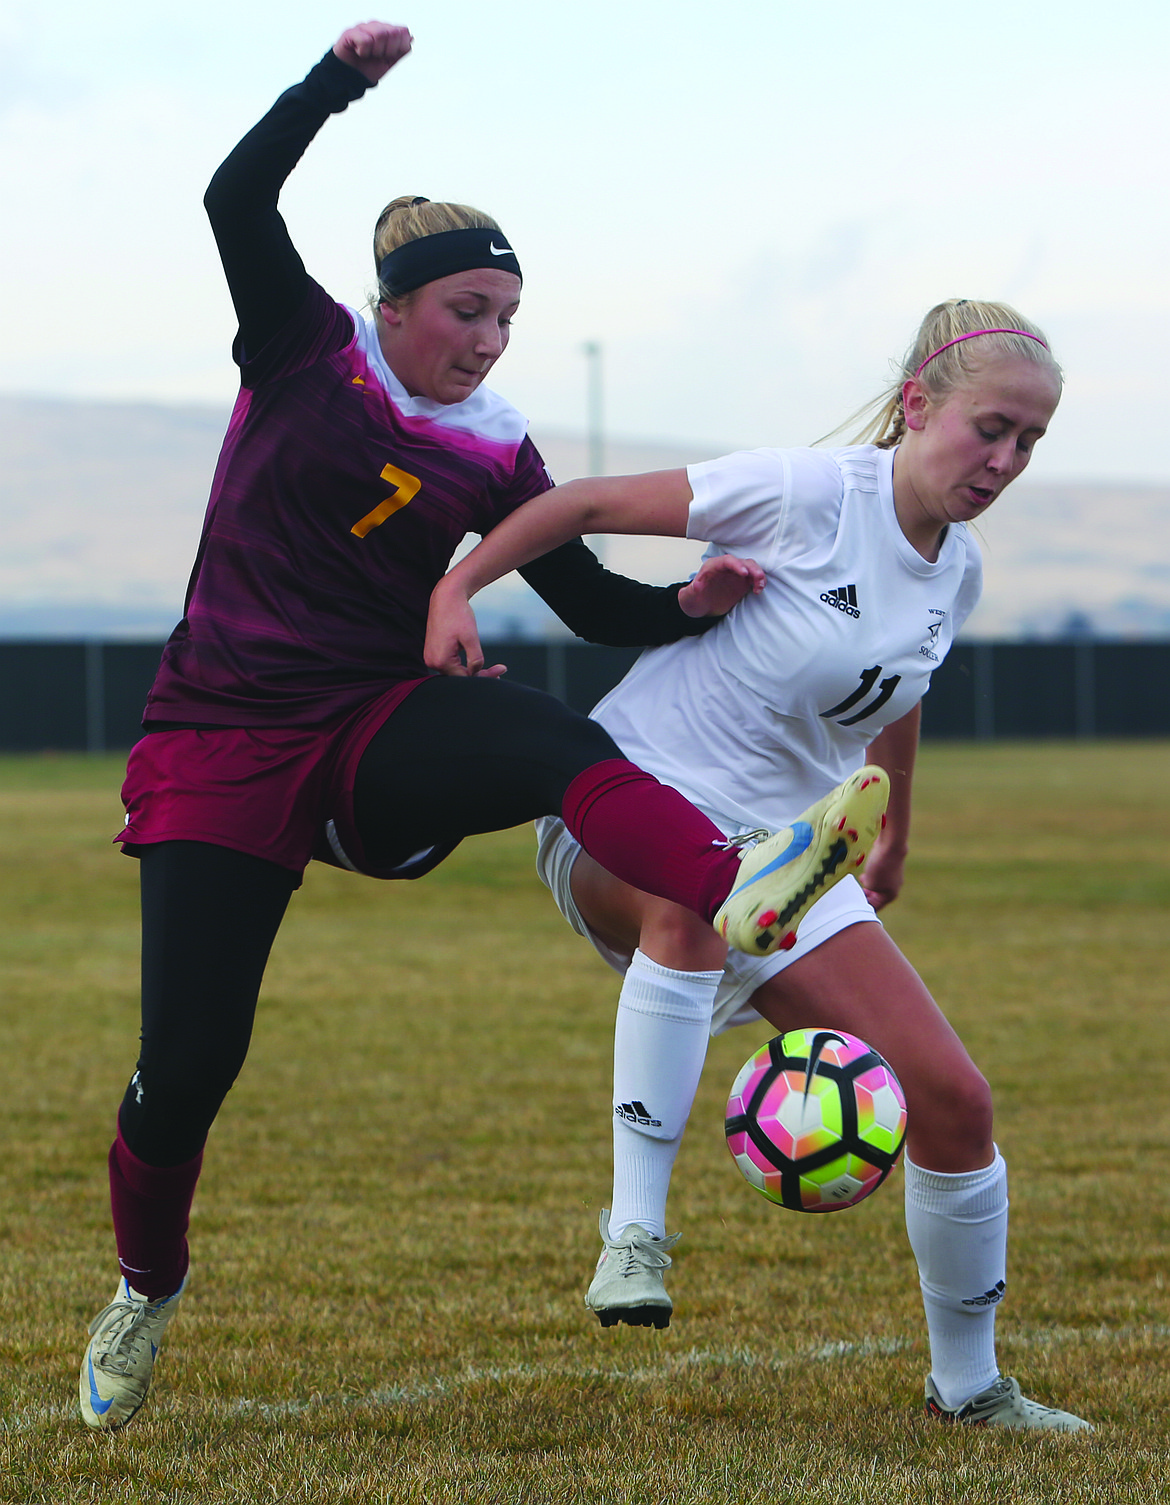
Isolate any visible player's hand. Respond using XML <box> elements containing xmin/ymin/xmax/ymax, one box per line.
<box><xmin>333</xmin><ymin>21</ymin><xmax>413</xmax><ymax>84</ymax></box>
<box><xmin>677</xmin><ymin>554</ymin><xmax>765</xmax><ymax>619</ymax></box>
<box><xmin>859</xmin><ymin>839</ymin><xmax>905</xmax><ymax>912</ymax></box>
<box><xmin>425</xmin><ymin>578</ymin><xmax>506</xmax><ymax>678</ymax></box>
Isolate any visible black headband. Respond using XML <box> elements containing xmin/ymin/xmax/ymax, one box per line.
<box><xmin>378</xmin><ymin>228</ymin><xmax>522</xmax><ymax>298</ymax></box>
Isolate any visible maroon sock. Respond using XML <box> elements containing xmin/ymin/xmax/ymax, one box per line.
<box><xmin>108</xmin><ymin>1129</ymin><xmax>202</xmax><ymax>1300</ymax></box>
<box><xmin>562</xmin><ymin>759</ymin><xmax>742</xmax><ymax>922</ymax></box>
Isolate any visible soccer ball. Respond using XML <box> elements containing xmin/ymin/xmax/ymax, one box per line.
<box><xmin>724</xmin><ymin>1028</ymin><xmax>907</xmax><ymax>1213</ymax></box>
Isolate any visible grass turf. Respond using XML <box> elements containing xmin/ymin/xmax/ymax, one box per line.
<box><xmin>1</xmin><ymin>742</ymin><xmax>1168</xmax><ymax>1502</ymax></box>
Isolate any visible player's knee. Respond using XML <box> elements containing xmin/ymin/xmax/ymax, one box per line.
<box><xmin>120</xmin><ymin>1054</ymin><xmax>243</xmax><ymax>1160</ymax></box>
<box><xmin>560</xmin><ymin>711</ymin><xmax>622</xmax><ymax>773</ymax></box>
<box><xmin>947</xmin><ymin>1052</ymin><xmax>992</xmax><ymax>1122</ymax></box>
<box><xmin>530</xmin><ymin>707</ymin><xmax>624</xmax><ymax>804</ymax></box>
<box><xmin>525</xmin><ymin>692</ymin><xmax>619</xmax><ymax>769</ymax></box>
<box><xmin>952</xmin><ymin>1063</ymin><xmax>994</xmax><ymax>1147</ymax></box>
<box><xmin>639</xmin><ymin>904</ymin><xmax>726</xmax><ymax>972</ymax></box>
<box><xmin>920</xmin><ymin>1060</ymin><xmax>994</xmax><ymax>1162</ymax></box>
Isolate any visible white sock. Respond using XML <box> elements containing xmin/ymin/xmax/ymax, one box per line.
<box><xmin>903</xmin><ymin>1149</ymin><xmax>1008</xmax><ymax>1409</ymax></box>
<box><xmin>607</xmin><ymin>949</ymin><xmax>721</xmax><ymax>1242</ymax></box>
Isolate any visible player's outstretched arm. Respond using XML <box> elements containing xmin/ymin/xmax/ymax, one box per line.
<box><xmin>205</xmin><ymin>22</ymin><xmax>412</xmax><ymax>360</ymax></box>
<box><xmin>425</xmin><ymin>471</ymin><xmax>696</xmax><ymax>676</ymax></box>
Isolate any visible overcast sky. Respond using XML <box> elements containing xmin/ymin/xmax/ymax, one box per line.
<box><xmin>3</xmin><ymin>0</ymin><xmax>1168</xmax><ymax>484</ymax></box>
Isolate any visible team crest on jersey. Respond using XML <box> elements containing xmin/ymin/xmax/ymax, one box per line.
<box><xmin>820</xmin><ymin>584</ymin><xmax>860</xmax><ymax>619</ymax></box>
<box><xmin>919</xmin><ymin>609</ymin><xmax>946</xmax><ymax>662</ymax></box>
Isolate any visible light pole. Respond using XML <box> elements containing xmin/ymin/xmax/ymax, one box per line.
<box><xmin>582</xmin><ymin>339</ymin><xmax>604</xmax><ymax>479</ymax></box>
<box><xmin>582</xmin><ymin>340</ymin><xmax>604</xmax><ymax>563</ymax></box>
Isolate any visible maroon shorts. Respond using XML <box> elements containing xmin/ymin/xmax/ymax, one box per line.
<box><xmin>115</xmin><ymin>680</ymin><xmax>449</xmax><ymax>883</ymax></box>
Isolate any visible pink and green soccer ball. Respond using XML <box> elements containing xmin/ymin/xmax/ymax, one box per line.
<box><xmin>724</xmin><ymin>1028</ymin><xmax>907</xmax><ymax>1212</ymax></box>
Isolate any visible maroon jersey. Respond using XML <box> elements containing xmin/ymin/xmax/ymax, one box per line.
<box><xmin>146</xmin><ymin>280</ymin><xmax>551</xmax><ymax>726</ymax></box>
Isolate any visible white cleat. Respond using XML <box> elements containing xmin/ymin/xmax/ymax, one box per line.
<box><xmin>925</xmin><ymin>1374</ymin><xmax>1093</xmax><ymax>1432</ymax></box>
<box><xmin>713</xmin><ymin>767</ymin><xmax>890</xmax><ymax>955</ymax></box>
<box><xmin>79</xmin><ymin>1274</ymin><xmax>186</xmax><ymax>1430</ymax></box>
<box><xmin>585</xmin><ymin>1211</ymin><xmax>680</xmax><ymax>1329</ymax></box>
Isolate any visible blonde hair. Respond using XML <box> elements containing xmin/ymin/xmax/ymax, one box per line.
<box><xmin>370</xmin><ymin>196</ymin><xmax>502</xmax><ymax>313</ymax></box>
<box><xmin>844</xmin><ymin>299</ymin><xmax>1062</xmax><ymax>448</ymax></box>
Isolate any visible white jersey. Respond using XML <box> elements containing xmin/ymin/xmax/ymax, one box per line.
<box><xmin>591</xmin><ymin>444</ymin><xmax>982</xmax><ymax>832</ymax></box>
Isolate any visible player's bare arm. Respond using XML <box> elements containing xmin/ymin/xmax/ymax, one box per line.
<box><xmin>860</xmin><ymin>701</ymin><xmax>920</xmax><ymax>910</ymax></box>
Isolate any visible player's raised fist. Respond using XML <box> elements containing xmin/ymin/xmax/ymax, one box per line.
<box><xmin>333</xmin><ymin>21</ymin><xmax>413</xmax><ymax>84</ymax></box>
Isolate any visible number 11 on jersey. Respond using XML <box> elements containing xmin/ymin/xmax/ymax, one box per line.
<box><xmin>821</xmin><ymin>666</ymin><xmax>902</xmax><ymax>727</ymax></box>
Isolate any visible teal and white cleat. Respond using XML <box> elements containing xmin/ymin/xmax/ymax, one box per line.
<box><xmin>713</xmin><ymin>767</ymin><xmax>890</xmax><ymax>955</ymax></box>
<box><xmin>79</xmin><ymin>1274</ymin><xmax>186</xmax><ymax>1430</ymax></box>
<box><xmin>925</xmin><ymin>1374</ymin><xmax>1093</xmax><ymax>1432</ymax></box>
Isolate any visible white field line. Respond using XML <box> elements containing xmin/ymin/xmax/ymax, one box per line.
<box><xmin>5</xmin><ymin>1325</ymin><xmax>1167</xmax><ymax>1434</ymax></box>
<box><xmin>1</xmin><ymin>1339</ymin><xmax>909</xmax><ymax>1433</ymax></box>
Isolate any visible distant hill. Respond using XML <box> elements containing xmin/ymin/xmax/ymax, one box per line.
<box><xmin>2</xmin><ymin>393</ymin><xmax>1168</xmax><ymax>640</ymax></box>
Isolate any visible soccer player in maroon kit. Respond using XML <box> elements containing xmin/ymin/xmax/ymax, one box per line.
<box><xmin>78</xmin><ymin>21</ymin><xmax>885</xmax><ymax>1428</ymax></box>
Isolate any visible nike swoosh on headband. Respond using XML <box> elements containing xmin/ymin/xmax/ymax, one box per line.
<box><xmin>378</xmin><ymin>228</ymin><xmax>523</xmax><ymax>297</ymax></box>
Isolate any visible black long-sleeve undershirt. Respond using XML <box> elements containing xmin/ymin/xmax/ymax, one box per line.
<box><xmin>203</xmin><ymin>51</ymin><xmax>715</xmax><ymax>649</ymax></box>
<box><xmin>204</xmin><ymin>52</ymin><xmax>363</xmax><ymax>359</ymax></box>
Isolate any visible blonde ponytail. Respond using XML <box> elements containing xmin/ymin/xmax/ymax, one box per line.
<box><xmin>832</xmin><ymin>299</ymin><xmax>1061</xmax><ymax>448</ymax></box>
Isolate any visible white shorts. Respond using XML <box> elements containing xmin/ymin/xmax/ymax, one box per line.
<box><xmin>533</xmin><ymin>815</ymin><xmax>880</xmax><ymax>1035</ymax></box>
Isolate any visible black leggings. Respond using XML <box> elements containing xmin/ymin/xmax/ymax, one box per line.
<box><xmin>119</xmin><ymin>676</ymin><xmax>623</xmax><ymax>1165</ymax></box>
<box><xmin>353</xmin><ymin>675</ymin><xmax>620</xmax><ymax>865</ymax></box>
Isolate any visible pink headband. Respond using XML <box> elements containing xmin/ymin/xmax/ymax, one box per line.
<box><xmin>914</xmin><ymin>328</ymin><xmax>1048</xmax><ymax>378</ymax></box>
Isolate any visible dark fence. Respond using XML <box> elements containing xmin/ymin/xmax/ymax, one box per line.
<box><xmin>2</xmin><ymin>639</ymin><xmax>1169</xmax><ymax>752</ymax></box>
<box><xmin>0</xmin><ymin>641</ymin><xmax>171</xmax><ymax>754</ymax></box>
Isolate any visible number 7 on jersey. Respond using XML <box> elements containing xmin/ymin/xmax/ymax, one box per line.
<box><xmin>351</xmin><ymin>463</ymin><xmax>421</xmax><ymax>538</ymax></box>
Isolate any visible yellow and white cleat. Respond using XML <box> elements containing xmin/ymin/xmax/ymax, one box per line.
<box><xmin>713</xmin><ymin>767</ymin><xmax>890</xmax><ymax>955</ymax></box>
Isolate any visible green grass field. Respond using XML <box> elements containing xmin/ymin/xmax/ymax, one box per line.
<box><xmin>1</xmin><ymin>743</ymin><xmax>1169</xmax><ymax>1503</ymax></box>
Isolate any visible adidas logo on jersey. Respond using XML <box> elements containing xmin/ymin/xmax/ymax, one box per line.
<box><xmin>820</xmin><ymin>584</ymin><xmax>860</xmax><ymax>618</ymax></box>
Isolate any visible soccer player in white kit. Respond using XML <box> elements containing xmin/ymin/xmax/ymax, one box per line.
<box><xmin>426</xmin><ymin>299</ymin><xmax>1092</xmax><ymax>1432</ymax></box>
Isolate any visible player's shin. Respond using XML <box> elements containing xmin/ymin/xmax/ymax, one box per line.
<box><xmin>607</xmin><ymin>950</ymin><xmax>721</xmax><ymax>1239</ymax></box>
<box><xmin>903</xmin><ymin>1149</ymin><xmax>1008</xmax><ymax>1409</ymax></box>
<box><xmin>586</xmin><ymin>951</ymin><xmax>721</xmax><ymax>1328</ymax></box>
<box><xmin>561</xmin><ymin>761</ymin><xmax>741</xmax><ymax>924</ymax></box>
<box><xmin>109</xmin><ymin>1125</ymin><xmax>202</xmax><ymax>1300</ymax></box>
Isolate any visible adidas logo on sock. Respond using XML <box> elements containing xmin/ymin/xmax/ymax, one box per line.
<box><xmin>961</xmin><ymin>1279</ymin><xmax>1006</xmax><ymax>1307</ymax></box>
<box><xmin>615</xmin><ymin>1100</ymin><xmax>662</xmax><ymax>1128</ymax></box>
<box><xmin>820</xmin><ymin>584</ymin><xmax>860</xmax><ymax>618</ymax></box>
